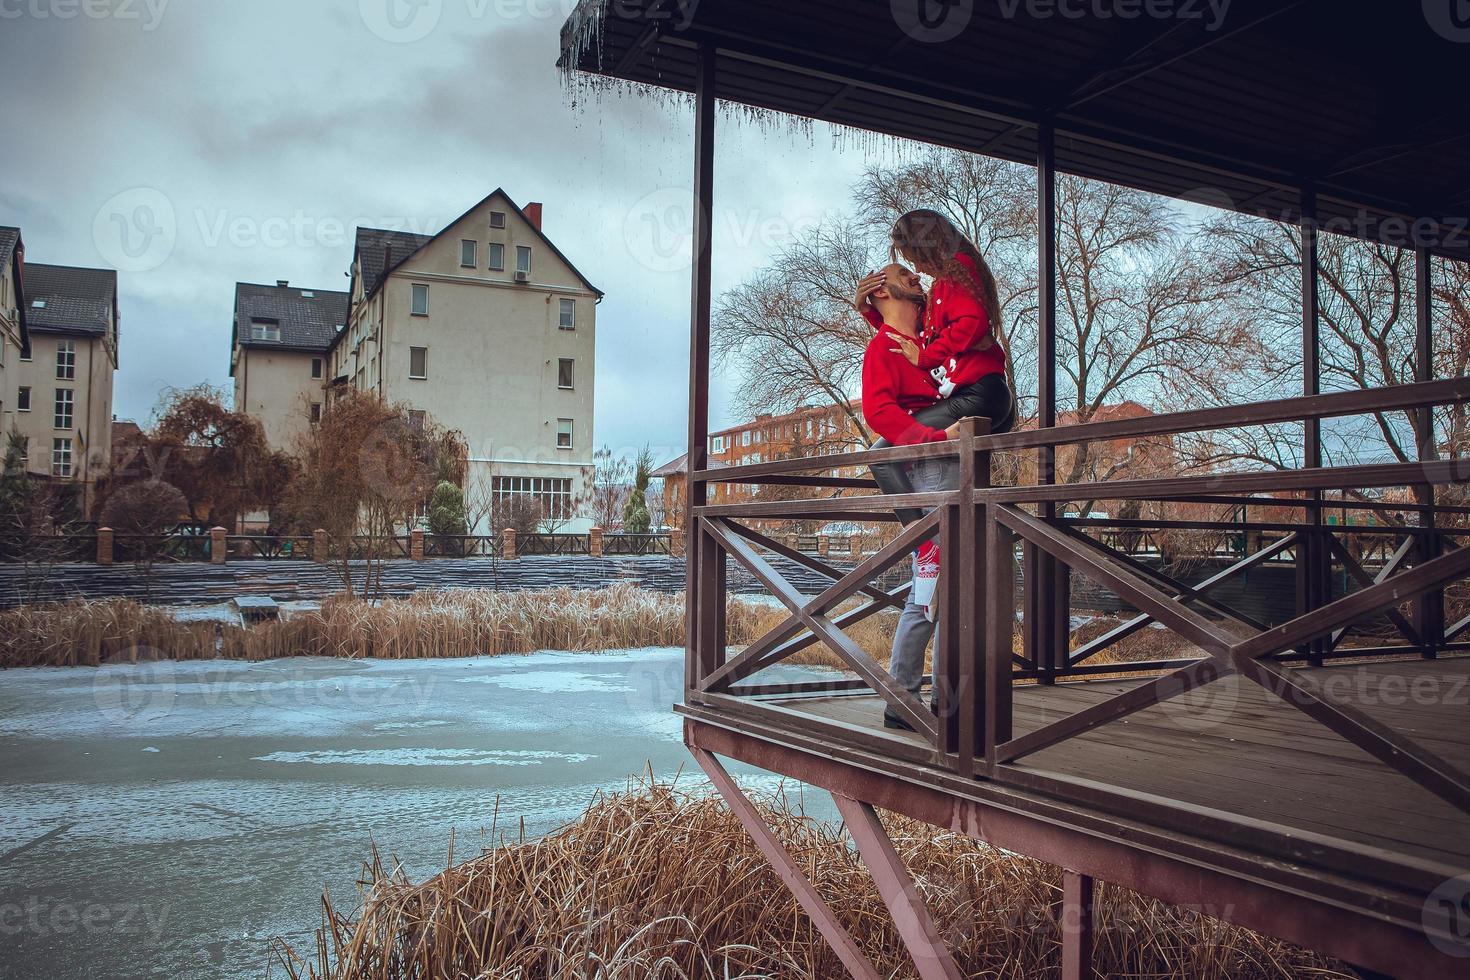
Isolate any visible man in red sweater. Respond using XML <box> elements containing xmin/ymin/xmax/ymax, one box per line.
<box><xmin>858</xmin><ymin>263</ymin><xmax>958</xmax><ymax>730</ymax></box>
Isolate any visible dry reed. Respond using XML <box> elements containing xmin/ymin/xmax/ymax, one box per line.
<box><xmin>276</xmin><ymin>777</ymin><xmax>1353</xmax><ymax>980</ymax></box>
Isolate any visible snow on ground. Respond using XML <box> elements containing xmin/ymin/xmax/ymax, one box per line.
<box><xmin>0</xmin><ymin>647</ymin><xmax>838</xmax><ymax>980</ymax></box>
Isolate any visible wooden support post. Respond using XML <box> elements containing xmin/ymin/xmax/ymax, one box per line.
<box><xmin>96</xmin><ymin>526</ymin><xmax>113</xmax><ymax>566</ymax></box>
<box><xmin>1032</xmin><ymin>119</ymin><xmax>1060</xmax><ymax>684</ymax></box>
<box><xmin>684</xmin><ymin>42</ymin><xmax>716</xmax><ymax>699</ymax></box>
<box><xmin>1299</xmin><ymin>186</ymin><xmax>1325</xmax><ymax>666</ymax></box>
<box><xmin>1414</xmin><ymin>246</ymin><xmax>1443</xmax><ymax>659</ymax></box>
<box><xmin>589</xmin><ymin>525</ymin><xmax>604</xmax><ymax>558</ymax></box>
<box><xmin>501</xmin><ymin>527</ymin><xmax>517</xmax><ymax>560</ymax></box>
<box><xmin>692</xmin><ymin>749</ymin><xmax>883</xmax><ymax>980</ymax></box>
<box><xmin>312</xmin><ymin>528</ymin><xmax>328</xmax><ymax>563</ymax></box>
<box><xmin>409</xmin><ymin>528</ymin><xmax>425</xmax><ymax>561</ymax></box>
<box><xmin>210</xmin><ymin>526</ymin><xmax>227</xmax><ymax>565</ymax></box>
<box><xmin>833</xmin><ymin>794</ymin><xmax>963</xmax><ymax>980</ymax></box>
<box><xmin>1060</xmin><ymin>870</ymin><xmax>1096</xmax><ymax>980</ymax></box>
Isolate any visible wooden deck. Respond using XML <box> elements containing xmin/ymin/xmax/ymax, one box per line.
<box><xmin>681</xmin><ymin>655</ymin><xmax>1470</xmax><ymax>975</ymax></box>
<box><xmin>773</xmin><ymin>658</ymin><xmax>1470</xmax><ymax>872</ymax></box>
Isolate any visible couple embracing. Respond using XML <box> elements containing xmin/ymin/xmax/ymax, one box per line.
<box><xmin>853</xmin><ymin>209</ymin><xmax>1015</xmax><ymax>732</ymax></box>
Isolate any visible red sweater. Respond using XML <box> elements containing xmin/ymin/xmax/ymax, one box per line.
<box><xmin>861</xmin><ymin>326</ymin><xmax>946</xmax><ymax>445</ymax></box>
<box><xmin>862</xmin><ymin>252</ymin><xmax>1006</xmax><ymax>395</ymax></box>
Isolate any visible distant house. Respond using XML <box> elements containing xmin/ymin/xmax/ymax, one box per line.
<box><xmin>327</xmin><ymin>189</ymin><xmax>603</xmax><ymax>533</ymax></box>
<box><xmin>0</xmin><ymin>226</ymin><xmax>31</xmax><ymax>426</ymax></box>
<box><xmin>1</xmin><ymin>262</ymin><xmax>119</xmax><ymax>513</ymax></box>
<box><xmin>229</xmin><ymin>280</ymin><xmax>349</xmax><ymax>452</ymax></box>
<box><xmin>654</xmin><ymin>401</ymin><xmax>866</xmax><ymax>529</ymax></box>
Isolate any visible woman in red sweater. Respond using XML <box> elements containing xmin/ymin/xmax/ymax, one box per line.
<box><xmin>856</xmin><ymin>208</ymin><xmax>1015</xmax><ymax>436</ymax></box>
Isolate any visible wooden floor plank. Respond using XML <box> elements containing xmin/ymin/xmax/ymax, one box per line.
<box><xmin>774</xmin><ymin>657</ymin><xmax>1470</xmax><ymax>868</ymax></box>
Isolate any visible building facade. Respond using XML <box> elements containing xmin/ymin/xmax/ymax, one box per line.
<box><xmin>229</xmin><ymin>281</ymin><xmax>348</xmax><ymax>452</ymax></box>
<box><xmin>0</xmin><ymin>227</ymin><xmax>32</xmax><ymax>426</ymax></box>
<box><xmin>327</xmin><ymin>190</ymin><xmax>601</xmax><ymax>533</ymax></box>
<box><xmin>0</xmin><ymin>262</ymin><xmax>118</xmax><ymax>514</ymax></box>
<box><xmin>656</xmin><ymin>401</ymin><xmax>867</xmax><ymax>524</ymax></box>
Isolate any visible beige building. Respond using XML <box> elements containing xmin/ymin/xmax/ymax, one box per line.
<box><xmin>0</xmin><ymin>262</ymin><xmax>118</xmax><ymax>514</ymax></box>
<box><xmin>328</xmin><ymin>190</ymin><xmax>602</xmax><ymax>532</ymax></box>
<box><xmin>230</xmin><ymin>281</ymin><xmax>348</xmax><ymax>451</ymax></box>
<box><xmin>0</xmin><ymin>227</ymin><xmax>32</xmax><ymax>427</ymax></box>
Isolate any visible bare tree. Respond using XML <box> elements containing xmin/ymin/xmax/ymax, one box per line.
<box><xmin>590</xmin><ymin>446</ymin><xmax>632</xmax><ymax>530</ymax></box>
<box><xmin>711</xmin><ymin>220</ymin><xmax>877</xmax><ymax>442</ymax></box>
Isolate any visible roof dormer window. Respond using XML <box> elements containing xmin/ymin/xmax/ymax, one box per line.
<box><xmin>31</xmin><ymin>299</ymin><xmax>45</xmax><ymax>309</ymax></box>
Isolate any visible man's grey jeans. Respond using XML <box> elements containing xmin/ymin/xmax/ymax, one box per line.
<box><xmin>886</xmin><ymin>453</ymin><xmax>957</xmax><ymax>698</ymax></box>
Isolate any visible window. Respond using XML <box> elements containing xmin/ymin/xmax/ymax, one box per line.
<box><xmin>301</xmin><ymin>290</ymin><xmax>315</xmax><ymax>298</ymax></box>
<box><xmin>516</xmin><ymin>246</ymin><xmax>532</xmax><ymax>275</ymax></box>
<box><xmin>741</xmin><ymin>430</ymin><xmax>751</xmax><ymax>447</ymax></box>
<box><xmin>556</xmin><ymin>418</ymin><xmax>573</xmax><ymax>449</ymax></box>
<box><xmin>31</xmin><ymin>299</ymin><xmax>45</xmax><ymax>309</ymax></box>
<box><xmin>56</xmin><ymin>340</ymin><xmax>75</xmax><ymax>380</ymax></box>
<box><xmin>557</xmin><ymin>358</ymin><xmax>575</xmax><ymax>390</ymax></box>
<box><xmin>460</xmin><ymin>240</ymin><xmax>477</xmax><ymax>267</ymax></box>
<box><xmin>411</xmin><ymin>283</ymin><xmax>429</xmax><ymax>316</ymax></box>
<box><xmin>311</xmin><ymin>358</ymin><xmax>323</xmax><ymax>379</ymax></box>
<box><xmin>408</xmin><ymin>410</ymin><xmax>426</xmax><ymax>430</ymax></box>
<box><xmin>711</xmin><ymin>435</ymin><xmax>724</xmax><ymax>453</ymax></box>
<box><xmin>51</xmin><ymin>438</ymin><xmax>71</xmax><ymax>477</ymax></box>
<box><xmin>489</xmin><ymin>211</ymin><xmax>507</xmax><ymax>229</ymax></box>
<box><xmin>16</xmin><ymin>386</ymin><xmax>29</xmax><ymax>412</ymax></box>
<box><xmin>249</xmin><ymin>319</ymin><xmax>280</xmax><ymax>342</ymax></box>
<box><xmin>488</xmin><ymin>242</ymin><xmax>505</xmax><ymax>271</ymax></box>
<box><xmin>310</xmin><ymin>402</ymin><xmax>322</xmax><ymax>424</ymax></box>
<box><xmin>54</xmin><ymin>388</ymin><xmax>73</xmax><ymax>429</ymax></box>
<box><xmin>491</xmin><ymin>476</ymin><xmax>572</xmax><ymax>520</ymax></box>
<box><xmin>559</xmin><ymin>298</ymin><xmax>575</xmax><ymax>330</ymax></box>
<box><xmin>409</xmin><ymin>346</ymin><xmax>428</xmax><ymax>379</ymax></box>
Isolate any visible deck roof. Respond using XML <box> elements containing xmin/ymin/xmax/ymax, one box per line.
<box><xmin>560</xmin><ymin>0</ymin><xmax>1470</xmax><ymax>261</ymax></box>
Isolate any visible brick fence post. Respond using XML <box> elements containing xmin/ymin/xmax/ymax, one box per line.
<box><xmin>313</xmin><ymin>528</ymin><xmax>328</xmax><ymax>562</ymax></box>
<box><xmin>589</xmin><ymin>526</ymin><xmax>604</xmax><ymax>558</ymax></box>
<box><xmin>501</xmin><ymin>527</ymin><xmax>518</xmax><ymax>560</ymax></box>
<box><xmin>96</xmin><ymin>527</ymin><xmax>114</xmax><ymax>566</ymax></box>
<box><xmin>410</xmin><ymin>528</ymin><xmax>425</xmax><ymax>560</ymax></box>
<box><xmin>210</xmin><ymin>527</ymin><xmax>228</xmax><ymax>564</ymax></box>
<box><xmin>786</xmin><ymin>532</ymin><xmax>800</xmax><ymax>553</ymax></box>
<box><xmin>849</xmin><ymin>534</ymin><xmax>863</xmax><ymax>557</ymax></box>
<box><xmin>670</xmin><ymin>528</ymin><xmax>685</xmax><ymax>558</ymax></box>
<box><xmin>818</xmin><ymin>535</ymin><xmax>831</xmax><ymax>558</ymax></box>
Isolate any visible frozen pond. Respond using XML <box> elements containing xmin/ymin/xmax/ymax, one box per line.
<box><xmin>0</xmin><ymin>649</ymin><xmax>840</xmax><ymax>980</ymax></box>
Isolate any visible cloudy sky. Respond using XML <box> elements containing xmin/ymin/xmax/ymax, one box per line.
<box><xmin>0</xmin><ymin>0</ymin><xmax>925</xmax><ymax>465</ymax></box>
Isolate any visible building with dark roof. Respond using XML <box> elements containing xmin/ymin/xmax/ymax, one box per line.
<box><xmin>328</xmin><ymin>189</ymin><xmax>603</xmax><ymax>533</ymax></box>
<box><xmin>229</xmin><ymin>280</ymin><xmax>348</xmax><ymax>450</ymax></box>
<box><xmin>0</xmin><ymin>260</ymin><xmax>119</xmax><ymax>510</ymax></box>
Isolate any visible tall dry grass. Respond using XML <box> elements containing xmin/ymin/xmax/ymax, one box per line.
<box><xmin>0</xmin><ymin>588</ymin><xmax>1200</xmax><ymax>673</ymax></box>
<box><xmin>276</xmin><ymin>778</ymin><xmax>1352</xmax><ymax>980</ymax></box>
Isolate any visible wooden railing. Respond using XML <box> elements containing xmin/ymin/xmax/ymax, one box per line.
<box><xmin>682</xmin><ymin>378</ymin><xmax>1470</xmax><ymax>815</ymax></box>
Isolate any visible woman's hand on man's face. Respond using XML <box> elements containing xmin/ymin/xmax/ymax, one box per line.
<box><xmin>853</xmin><ymin>271</ymin><xmax>886</xmax><ymax>313</ymax></box>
